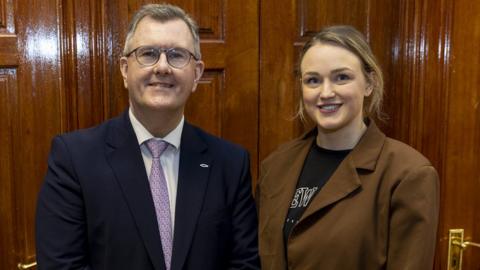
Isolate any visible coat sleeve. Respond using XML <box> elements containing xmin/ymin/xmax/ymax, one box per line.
<box><xmin>35</xmin><ymin>136</ymin><xmax>90</xmax><ymax>270</ymax></box>
<box><xmin>387</xmin><ymin>165</ymin><xmax>440</xmax><ymax>270</ymax></box>
<box><xmin>228</xmin><ymin>150</ymin><xmax>261</xmax><ymax>269</ymax></box>
<box><xmin>254</xmin><ymin>162</ymin><xmax>265</xmax><ymax>209</ymax></box>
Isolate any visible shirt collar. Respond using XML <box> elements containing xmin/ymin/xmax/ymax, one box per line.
<box><xmin>129</xmin><ymin>108</ymin><xmax>183</xmax><ymax>150</ymax></box>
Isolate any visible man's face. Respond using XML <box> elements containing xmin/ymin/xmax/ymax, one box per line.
<box><xmin>120</xmin><ymin>17</ymin><xmax>204</xmax><ymax>120</ymax></box>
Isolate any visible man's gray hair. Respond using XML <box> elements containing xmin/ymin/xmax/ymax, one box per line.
<box><xmin>123</xmin><ymin>3</ymin><xmax>201</xmax><ymax>59</ymax></box>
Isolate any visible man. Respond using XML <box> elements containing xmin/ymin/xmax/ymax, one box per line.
<box><xmin>36</xmin><ymin>4</ymin><xmax>260</xmax><ymax>270</ymax></box>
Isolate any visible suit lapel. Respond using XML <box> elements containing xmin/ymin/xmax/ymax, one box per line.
<box><xmin>171</xmin><ymin>123</ymin><xmax>211</xmax><ymax>270</ymax></box>
<box><xmin>105</xmin><ymin>111</ymin><xmax>165</xmax><ymax>270</ymax></box>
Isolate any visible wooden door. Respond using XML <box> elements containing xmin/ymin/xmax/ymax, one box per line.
<box><xmin>438</xmin><ymin>0</ymin><xmax>480</xmax><ymax>268</ymax></box>
<box><xmin>1</xmin><ymin>0</ymin><xmax>64</xmax><ymax>269</ymax></box>
<box><xmin>0</xmin><ymin>0</ymin><xmax>258</xmax><ymax>269</ymax></box>
<box><xmin>260</xmin><ymin>0</ymin><xmax>480</xmax><ymax>269</ymax></box>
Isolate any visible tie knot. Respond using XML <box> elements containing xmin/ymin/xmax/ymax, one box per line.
<box><xmin>145</xmin><ymin>139</ymin><xmax>169</xmax><ymax>158</ymax></box>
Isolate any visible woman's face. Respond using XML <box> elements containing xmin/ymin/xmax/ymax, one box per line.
<box><xmin>300</xmin><ymin>43</ymin><xmax>372</xmax><ymax>136</ymax></box>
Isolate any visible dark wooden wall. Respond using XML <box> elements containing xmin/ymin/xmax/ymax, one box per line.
<box><xmin>1</xmin><ymin>0</ymin><xmax>479</xmax><ymax>269</ymax></box>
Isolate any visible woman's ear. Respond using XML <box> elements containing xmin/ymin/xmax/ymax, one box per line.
<box><xmin>365</xmin><ymin>72</ymin><xmax>376</xmax><ymax>97</ymax></box>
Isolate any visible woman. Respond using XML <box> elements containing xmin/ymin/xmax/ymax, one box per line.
<box><xmin>256</xmin><ymin>25</ymin><xmax>439</xmax><ymax>269</ymax></box>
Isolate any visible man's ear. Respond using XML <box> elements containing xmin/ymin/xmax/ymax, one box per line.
<box><xmin>119</xmin><ymin>57</ymin><xmax>129</xmax><ymax>89</ymax></box>
<box><xmin>192</xmin><ymin>60</ymin><xmax>205</xmax><ymax>93</ymax></box>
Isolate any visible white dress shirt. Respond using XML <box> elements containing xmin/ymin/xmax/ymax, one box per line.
<box><xmin>129</xmin><ymin>109</ymin><xmax>183</xmax><ymax>231</ymax></box>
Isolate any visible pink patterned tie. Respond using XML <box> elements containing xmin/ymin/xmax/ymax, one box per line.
<box><xmin>145</xmin><ymin>139</ymin><xmax>172</xmax><ymax>270</ymax></box>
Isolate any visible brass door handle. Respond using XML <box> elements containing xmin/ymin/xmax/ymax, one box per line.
<box><xmin>453</xmin><ymin>240</ymin><xmax>480</xmax><ymax>249</ymax></box>
<box><xmin>448</xmin><ymin>229</ymin><xmax>480</xmax><ymax>270</ymax></box>
<box><xmin>17</xmin><ymin>261</ymin><xmax>37</xmax><ymax>269</ymax></box>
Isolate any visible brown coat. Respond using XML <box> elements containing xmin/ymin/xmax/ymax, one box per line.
<box><xmin>257</xmin><ymin>121</ymin><xmax>439</xmax><ymax>270</ymax></box>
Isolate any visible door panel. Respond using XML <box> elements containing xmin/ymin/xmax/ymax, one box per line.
<box><xmin>0</xmin><ymin>10</ymin><xmax>18</xmax><ymax>270</ymax></box>
<box><xmin>0</xmin><ymin>7</ymin><xmax>18</xmax><ymax>268</ymax></box>
<box><xmin>0</xmin><ymin>68</ymin><xmax>19</xmax><ymax>270</ymax></box>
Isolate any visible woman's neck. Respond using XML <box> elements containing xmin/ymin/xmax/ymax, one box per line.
<box><xmin>316</xmin><ymin>120</ymin><xmax>367</xmax><ymax>150</ymax></box>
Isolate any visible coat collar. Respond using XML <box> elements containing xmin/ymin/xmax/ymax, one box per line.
<box><xmin>105</xmin><ymin>110</ymin><xmax>212</xmax><ymax>270</ymax></box>
<box><xmin>260</xmin><ymin>119</ymin><xmax>386</xmax><ymax>229</ymax></box>
<box><xmin>298</xmin><ymin>119</ymin><xmax>386</xmax><ymax>225</ymax></box>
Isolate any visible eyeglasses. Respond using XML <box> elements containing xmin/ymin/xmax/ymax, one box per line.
<box><xmin>125</xmin><ymin>46</ymin><xmax>198</xmax><ymax>68</ymax></box>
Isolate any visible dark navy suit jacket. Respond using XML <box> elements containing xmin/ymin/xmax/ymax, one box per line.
<box><xmin>36</xmin><ymin>111</ymin><xmax>260</xmax><ymax>270</ymax></box>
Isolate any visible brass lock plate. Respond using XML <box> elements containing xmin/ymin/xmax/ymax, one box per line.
<box><xmin>448</xmin><ymin>229</ymin><xmax>464</xmax><ymax>270</ymax></box>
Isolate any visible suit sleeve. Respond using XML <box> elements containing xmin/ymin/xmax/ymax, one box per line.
<box><xmin>387</xmin><ymin>165</ymin><xmax>440</xmax><ymax>270</ymax></box>
<box><xmin>36</xmin><ymin>136</ymin><xmax>89</xmax><ymax>270</ymax></box>
<box><xmin>228</xmin><ymin>150</ymin><xmax>261</xmax><ymax>269</ymax></box>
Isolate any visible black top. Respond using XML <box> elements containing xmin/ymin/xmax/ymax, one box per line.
<box><xmin>283</xmin><ymin>142</ymin><xmax>351</xmax><ymax>243</ymax></box>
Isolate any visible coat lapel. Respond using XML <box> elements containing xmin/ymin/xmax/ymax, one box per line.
<box><xmin>171</xmin><ymin>123</ymin><xmax>211</xmax><ymax>270</ymax></box>
<box><xmin>264</xmin><ymin>137</ymin><xmax>313</xmax><ymax>228</ymax></box>
<box><xmin>259</xmin><ymin>134</ymin><xmax>314</xmax><ymax>267</ymax></box>
<box><xmin>299</xmin><ymin>155</ymin><xmax>361</xmax><ymax>222</ymax></box>
<box><xmin>105</xmin><ymin>111</ymin><xmax>165</xmax><ymax>270</ymax></box>
<box><xmin>298</xmin><ymin>121</ymin><xmax>386</xmax><ymax>224</ymax></box>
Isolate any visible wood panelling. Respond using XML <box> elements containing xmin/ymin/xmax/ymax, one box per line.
<box><xmin>10</xmin><ymin>0</ymin><xmax>64</xmax><ymax>268</ymax></box>
<box><xmin>0</xmin><ymin>0</ymin><xmax>14</xmax><ymax>33</ymax></box>
<box><xmin>182</xmin><ymin>0</ymin><xmax>224</xmax><ymax>40</ymax></box>
<box><xmin>0</xmin><ymin>0</ymin><xmax>17</xmax><ymax>67</ymax></box>
<box><xmin>439</xmin><ymin>0</ymin><xmax>480</xmax><ymax>268</ymax></box>
<box><xmin>185</xmin><ymin>70</ymin><xmax>224</xmax><ymax>136</ymax></box>
<box><xmin>0</xmin><ymin>69</ymin><xmax>19</xmax><ymax>270</ymax></box>
<box><xmin>220</xmin><ymin>0</ymin><xmax>258</xmax><ymax>165</ymax></box>
<box><xmin>60</xmin><ymin>1</ymin><xmax>108</xmax><ymax>130</ymax></box>
<box><xmin>367</xmin><ymin>0</ymin><xmax>452</xmax><ymax>173</ymax></box>
<box><xmin>299</xmin><ymin>0</ymin><xmax>367</xmax><ymax>38</ymax></box>
<box><xmin>104</xmin><ymin>0</ymin><xmax>129</xmax><ymax>118</ymax></box>
<box><xmin>259</xmin><ymin>0</ymin><xmax>300</xmax><ymax>162</ymax></box>
<box><xmin>0</xmin><ymin>3</ymin><xmax>19</xmax><ymax>270</ymax></box>
<box><xmin>0</xmin><ymin>35</ymin><xmax>18</xmax><ymax>66</ymax></box>
<box><xmin>0</xmin><ymin>0</ymin><xmax>5</xmax><ymax>29</ymax></box>
<box><xmin>380</xmin><ymin>0</ymin><xmax>448</xmax><ymax>148</ymax></box>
